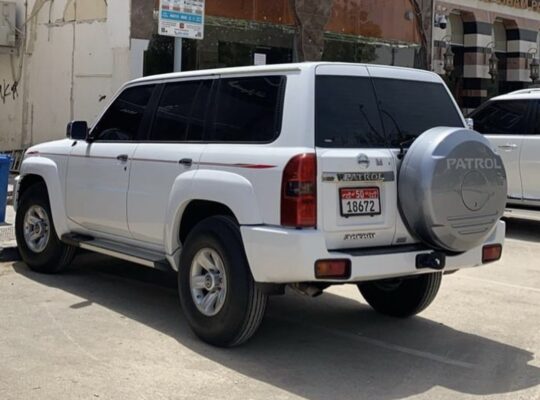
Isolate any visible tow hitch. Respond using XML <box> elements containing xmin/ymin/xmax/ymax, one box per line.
<box><xmin>416</xmin><ymin>252</ymin><xmax>446</xmax><ymax>270</ymax></box>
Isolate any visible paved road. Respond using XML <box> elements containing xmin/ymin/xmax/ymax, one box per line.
<box><xmin>0</xmin><ymin>219</ymin><xmax>539</xmax><ymax>400</ymax></box>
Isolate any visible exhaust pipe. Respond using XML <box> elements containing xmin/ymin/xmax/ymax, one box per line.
<box><xmin>289</xmin><ymin>283</ymin><xmax>330</xmax><ymax>297</ymax></box>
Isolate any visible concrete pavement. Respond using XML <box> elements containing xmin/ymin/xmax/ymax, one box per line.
<box><xmin>0</xmin><ymin>218</ymin><xmax>539</xmax><ymax>400</ymax></box>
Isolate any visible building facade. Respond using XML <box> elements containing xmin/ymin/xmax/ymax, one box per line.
<box><xmin>2</xmin><ymin>0</ymin><xmax>539</xmax><ymax>151</ymax></box>
<box><xmin>0</xmin><ymin>0</ymin><xmax>426</xmax><ymax>152</ymax></box>
<box><xmin>433</xmin><ymin>0</ymin><xmax>540</xmax><ymax>114</ymax></box>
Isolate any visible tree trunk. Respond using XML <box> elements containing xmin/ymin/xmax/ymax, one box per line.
<box><xmin>410</xmin><ymin>0</ymin><xmax>433</xmax><ymax>71</ymax></box>
<box><xmin>289</xmin><ymin>0</ymin><xmax>333</xmax><ymax>62</ymax></box>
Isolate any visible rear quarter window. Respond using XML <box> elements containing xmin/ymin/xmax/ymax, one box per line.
<box><xmin>209</xmin><ymin>76</ymin><xmax>286</xmax><ymax>143</ymax></box>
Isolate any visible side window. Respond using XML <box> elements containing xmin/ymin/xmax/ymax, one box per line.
<box><xmin>472</xmin><ymin>100</ymin><xmax>529</xmax><ymax>135</ymax></box>
<box><xmin>92</xmin><ymin>85</ymin><xmax>155</xmax><ymax>141</ymax></box>
<box><xmin>188</xmin><ymin>80</ymin><xmax>213</xmax><ymax>140</ymax></box>
<box><xmin>210</xmin><ymin>76</ymin><xmax>285</xmax><ymax>142</ymax></box>
<box><xmin>534</xmin><ymin>101</ymin><xmax>540</xmax><ymax>135</ymax></box>
<box><xmin>150</xmin><ymin>80</ymin><xmax>212</xmax><ymax>142</ymax></box>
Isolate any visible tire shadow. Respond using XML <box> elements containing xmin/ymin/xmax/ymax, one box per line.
<box><xmin>12</xmin><ymin>254</ymin><xmax>540</xmax><ymax>400</ymax></box>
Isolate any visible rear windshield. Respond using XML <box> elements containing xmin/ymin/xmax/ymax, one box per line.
<box><xmin>315</xmin><ymin>76</ymin><xmax>464</xmax><ymax>148</ymax></box>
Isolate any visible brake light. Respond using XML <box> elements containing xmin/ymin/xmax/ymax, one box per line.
<box><xmin>281</xmin><ymin>153</ymin><xmax>317</xmax><ymax>227</ymax></box>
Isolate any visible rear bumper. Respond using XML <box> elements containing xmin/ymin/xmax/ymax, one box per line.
<box><xmin>241</xmin><ymin>220</ymin><xmax>505</xmax><ymax>283</ymax></box>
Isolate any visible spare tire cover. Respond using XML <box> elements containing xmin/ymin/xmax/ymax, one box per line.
<box><xmin>398</xmin><ymin>127</ymin><xmax>507</xmax><ymax>252</ymax></box>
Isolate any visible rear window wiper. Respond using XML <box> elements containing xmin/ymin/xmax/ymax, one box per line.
<box><xmin>397</xmin><ymin>136</ymin><xmax>417</xmax><ymax>160</ymax></box>
<box><xmin>379</xmin><ymin>108</ymin><xmax>416</xmax><ymax>159</ymax></box>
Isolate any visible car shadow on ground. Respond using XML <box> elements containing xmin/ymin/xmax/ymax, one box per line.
<box><xmin>12</xmin><ymin>255</ymin><xmax>540</xmax><ymax>400</ymax></box>
<box><xmin>504</xmin><ymin>218</ymin><xmax>540</xmax><ymax>242</ymax></box>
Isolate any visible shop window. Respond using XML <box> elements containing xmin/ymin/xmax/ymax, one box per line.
<box><xmin>210</xmin><ymin>76</ymin><xmax>285</xmax><ymax>142</ymax></box>
<box><xmin>471</xmin><ymin>100</ymin><xmax>528</xmax><ymax>135</ymax></box>
<box><xmin>144</xmin><ymin>35</ymin><xmax>174</xmax><ymax>76</ymax></box>
<box><xmin>493</xmin><ymin>21</ymin><xmax>507</xmax><ymax>53</ymax></box>
<box><xmin>322</xmin><ymin>39</ymin><xmax>377</xmax><ymax>64</ymax></box>
<box><xmin>92</xmin><ymin>85</ymin><xmax>155</xmax><ymax>141</ymax></box>
<box><xmin>150</xmin><ymin>80</ymin><xmax>212</xmax><ymax>142</ymax></box>
<box><xmin>218</xmin><ymin>42</ymin><xmax>292</xmax><ymax>68</ymax></box>
<box><xmin>449</xmin><ymin>14</ymin><xmax>464</xmax><ymax>46</ymax></box>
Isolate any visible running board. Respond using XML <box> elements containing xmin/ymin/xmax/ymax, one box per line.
<box><xmin>504</xmin><ymin>207</ymin><xmax>540</xmax><ymax>222</ymax></box>
<box><xmin>61</xmin><ymin>233</ymin><xmax>172</xmax><ymax>271</ymax></box>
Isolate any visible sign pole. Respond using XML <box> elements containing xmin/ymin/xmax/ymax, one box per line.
<box><xmin>174</xmin><ymin>37</ymin><xmax>183</xmax><ymax>72</ymax></box>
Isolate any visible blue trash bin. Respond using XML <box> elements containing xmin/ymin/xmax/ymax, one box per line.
<box><xmin>0</xmin><ymin>155</ymin><xmax>11</xmax><ymax>223</ymax></box>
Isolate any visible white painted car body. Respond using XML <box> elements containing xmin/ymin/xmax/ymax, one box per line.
<box><xmin>15</xmin><ymin>62</ymin><xmax>505</xmax><ymax>284</ymax></box>
<box><xmin>470</xmin><ymin>88</ymin><xmax>540</xmax><ymax>209</ymax></box>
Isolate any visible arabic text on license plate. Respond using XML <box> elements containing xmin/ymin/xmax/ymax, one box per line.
<box><xmin>340</xmin><ymin>187</ymin><xmax>381</xmax><ymax>216</ymax></box>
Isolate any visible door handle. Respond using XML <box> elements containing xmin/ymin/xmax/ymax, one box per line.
<box><xmin>179</xmin><ymin>158</ymin><xmax>193</xmax><ymax>167</ymax></box>
<box><xmin>116</xmin><ymin>154</ymin><xmax>129</xmax><ymax>162</ymax></box>
<box><xmin>498</xmin><ymin>144</ymin><xmax>518</xmax><ymax>150</ymax></box>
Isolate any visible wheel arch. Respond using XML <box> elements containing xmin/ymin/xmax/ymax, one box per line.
<box><xmin>164</xmin><ymin>169</ymin><xmax>264</xmax><ymax>258</ymax></box>
<box><xmin>18</xmin><ymin>158</ymin><xmax>70</xmax><ymax>236</ymax></box>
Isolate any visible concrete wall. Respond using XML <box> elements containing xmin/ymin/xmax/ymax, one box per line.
<box><xmin>0</xmin><ymin>0</ymin><xmax>135</xmax><ymax>151</ymax></box>
<box><xmin>0</xmin><ymin>0</ymin><xmax>24</xmax><ymax>151</ymax></box>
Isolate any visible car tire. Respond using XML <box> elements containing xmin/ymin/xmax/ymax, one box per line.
<box><xmin>15</xmin><ymin>182</ymin><xmax>76</xmax><ymax>273</ymax></box>
<box><xmin>357</xmin><ymin>272</ymin><xmax>442</xmax><ymax>317</ymax></box>
<box><xmin>178</xmin><ymin>215</ymin><xmax>267</xmax><ymax>347</ymax></box>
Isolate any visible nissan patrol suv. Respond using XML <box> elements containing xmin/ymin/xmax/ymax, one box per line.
<box><xmin>14</xmin><ymin>63</ymin><xmax>507</xmax><ymax>347</ymax></box>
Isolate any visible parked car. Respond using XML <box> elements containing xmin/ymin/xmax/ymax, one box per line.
<box><xmin>14</xmin><ymin>62</ymin><xmax>507</xmax><ymax>347</ymax></box>
<box><xmin>469</xmin><ymin>88</ymin><xmax>540</xmax><ymax>213</ymax></box>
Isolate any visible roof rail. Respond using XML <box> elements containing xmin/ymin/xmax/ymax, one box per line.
<box><xmin>508</xmin><ymin>88</ymin><xmax>540</xmax><ymax>95</ymax></box>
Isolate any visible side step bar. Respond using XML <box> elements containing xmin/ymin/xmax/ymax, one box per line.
<box><xmin>504</xmin><ymin>207</ymin><xmax>540</xmax><ymax>222</ymax></box>
<box><xmin>61</xmin><ymin>233</ymin><xmax>172</xmax><ymax>271</ymax></box>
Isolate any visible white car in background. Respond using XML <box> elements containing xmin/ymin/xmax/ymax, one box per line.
<box><xmin>469</xmin><ymin>89</ymin><xmax>540</xmax><ymax>219</ymax></box>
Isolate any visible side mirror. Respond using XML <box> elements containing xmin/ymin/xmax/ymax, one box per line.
<box><xmin>66</xmin><ymin>121</ymin><xmax>89</xmax><ymax>140</ymax></box>
<box><xmin>465</xmin><ymin>118</ymin><xmax>474</xmax><ymax>130</ymax></box>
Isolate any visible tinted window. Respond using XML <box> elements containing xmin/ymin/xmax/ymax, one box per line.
<box><xmin>316</xmin><ymin>76</ymin><xmax>385</xmax><ymax>148</ymax></box>
<box><xmin>92</xmin><ymin>85</ymin><xmax>155</xmax><ymax>141</ymax></box>
<box><xmin>210</xmin><ymin>76</ymin><xmax>285</xmax><ymax>142</ymax></box>
<box><xmin>372</xmin><ymin>78</ymin><xmax>463</xmax><ymax>147</ymax></box>
<box><xmin>534</xmin><ymin>101</ymin><xmax>540</xmax><ymax>135</ymax></box>
<box><xmin>471</xmin><ymin>100</ymin><xmax>529</xmax><ymax>135</ymax></box>
<box><xmin>150</xmin><ymin>80</ymin><xmax>211</xmax><ymax>141</ymax></box>
<box><xmin>315</xmin><ymin>76</ymin><xmax>463</xmax><ymax>148</ymax></box>
<box><xmin>188</xmin><ymin>80</ymin><xmax>213</xmax><ymax>140</ymax></box>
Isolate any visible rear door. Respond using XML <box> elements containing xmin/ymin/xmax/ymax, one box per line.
<box><xmin>315</xmin><ymin>65</ymin><xmax>397</xmax><ymax>249</ymax></box>
<box><xmin>471</xmin><ymin>100</ymin><xmax>529</xmax><ymax>202</ymax></box>
<box><xmin>127</xmin><ymin>77</ymin><xmax>214</xmax><ymax>245</ymax></box>
<box><xmin>315</xmin><ymin>65</ymin><xmax>464</xmax><ymax>250</ymax></box>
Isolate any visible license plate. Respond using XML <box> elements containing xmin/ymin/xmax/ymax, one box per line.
<box><xmin>339</xmin><ymin>187</ymin><xmax>381</xmax><ymax>217</ymax></box>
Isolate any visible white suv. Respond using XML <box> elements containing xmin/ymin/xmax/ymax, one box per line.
<box><xmin>469</xmin><ymin>89</ymin><xmax>540</xmax><ymax>214</ymax></box>
<box><xmin>14</xmin><ymin>63</ymin><xmax>507</xmax><ymax>347</ymax></box>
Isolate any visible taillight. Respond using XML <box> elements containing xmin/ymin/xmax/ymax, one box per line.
<box><xmin>281</xmin><ymin>153</ymin><xmax>317</xmax><ymax>227</ymax></box>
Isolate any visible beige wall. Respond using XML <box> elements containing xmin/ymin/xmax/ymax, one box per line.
<box><xmin>0</xmin><ymin>0</ymin><xmax>134</xmax><ymax>151</ymax></box>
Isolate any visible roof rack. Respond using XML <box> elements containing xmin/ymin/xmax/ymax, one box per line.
<box><xmin>508</xmin><ymin>88</ymin><xmax>540</xmax><ymax>95</ymax></box>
